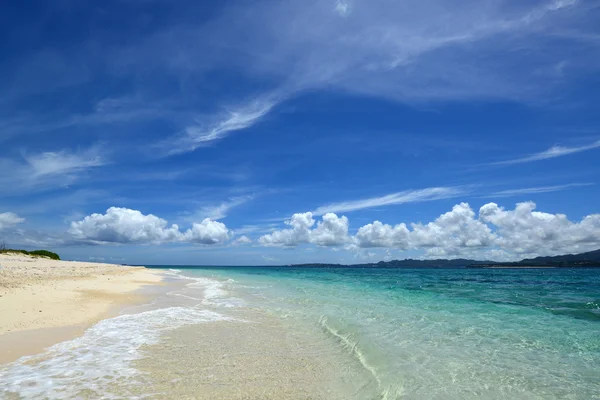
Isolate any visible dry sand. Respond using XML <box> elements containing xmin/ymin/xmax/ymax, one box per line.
<box><xmin>0</xmin><ymin>253</ymin><xmax>164</xmax><ymax>364</ymax></box>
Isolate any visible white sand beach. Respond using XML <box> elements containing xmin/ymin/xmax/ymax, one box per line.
<box><xmin>0</xmin><ymin>253</ymin><xmax>164</xmax><ymax>363</ymax></box>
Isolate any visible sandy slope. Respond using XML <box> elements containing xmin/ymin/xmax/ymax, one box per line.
<box><xmin>0</xmin><ymin>253</ymin><xmax>164</xmax><ymax>363</ymax></box>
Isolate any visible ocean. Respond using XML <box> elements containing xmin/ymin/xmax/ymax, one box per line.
<box><xmin>1</xmin><ymin>266</ymin><xmax>599</xmax><ymax>399</ymax></box>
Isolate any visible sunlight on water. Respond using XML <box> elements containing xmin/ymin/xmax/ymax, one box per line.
<box><xmin>2</xmin><ymin>267</ymin><xmax>599</xmax><ymax>399</ymax></box>
<box><xmin>181</xmin><ymin>267</ymin><xmax>600</xmax><ymax>399</ymax></box>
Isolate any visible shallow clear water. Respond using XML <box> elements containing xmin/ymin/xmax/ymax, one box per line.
<box><xmin>174</xmin><ymin>266</ymin><xmax>600</xmax><ymax>399</ymax></box>
<box><xmin>1</xmin><ymin>267</ymin><xmax>599</xmax><ymax>399</ymax></box>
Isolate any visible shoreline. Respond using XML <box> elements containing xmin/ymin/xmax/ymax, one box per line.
<box><xmin>0</xmin><ymin>253</ymin><xmax>166</xmax><ymax>364</ymax></box>
<box><xmin>133</xmin><ymin>308</ymin><xmax>373</xmax><ymax>399</ymax></box>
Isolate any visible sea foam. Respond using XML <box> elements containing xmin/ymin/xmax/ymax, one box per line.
<box><xmin>0</xmin><ymin>306</ymin><xmax>229</xmax><ymax>399</ymax></box>
<box><xmin>185</xmin><ymin>276</ymin><xmax>246</xmax><ymax>308</ymax></box>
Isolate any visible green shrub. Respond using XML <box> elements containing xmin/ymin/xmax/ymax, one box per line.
<box><xmin>0</xmin><ymin>249</ymin><xmax>60</xmax><ymax>260</ymax></box>
<box><xmin>28</xmin><ymin>250</ymin><xmax>60</xmax><ymax>260</ymax></box>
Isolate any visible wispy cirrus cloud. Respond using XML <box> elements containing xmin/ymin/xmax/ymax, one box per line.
<box><xmin>4</xmin><ymin>0</ymin><xmax>596</xmax><ymax>156</ymax></box>
<box><xmin>155</xmin><ymin>0</ymin><xmax>593</xmax><ymax>155</ymax></box>
<box><xmin>23</xmin><ymin>146</ymin><xmax>105</xmax><ymax>178</ymax></box>
<box><xmin>230</xmin><ymin>235</ymin><xmax>252</xmax><ymax>246</ymax></box>
<box><xmin>232</xmin><ymin>223</ymin><xmax>282</xmax><ymax>236</ymax></box>
<box><xmin>0</xmin><ymin>145</ymin><xmax>107</xmax><ymax>194</ymax></box>
<box><xmin>487</xmin><ymin>182</ymin><xmax>594</xmax><ymax>197</ymax></box>
<box><xmin>162</xmin><ymin>96</ymin><xmax>279</xmax><ymax>156</ymax></box>
<box><xmin>189</xmin><ymin>195</ymin><xmax>255</xmax><ymax>221</ymax></box>
<box><xmin>313</xmin><ymin>187</ymin><xmax>465</xmax><ymax>215</ymax></box>
<box><xmin>0</xmin><ymin>96</ymin><xmax>176</xmax><ymax>143</ymax></box>
<box><xmin>491</xmin><ymin>139</ymin><xmax>600</xmax><ymax>165</ymax></box>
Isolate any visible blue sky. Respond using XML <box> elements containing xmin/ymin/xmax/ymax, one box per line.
<box><xmin>1</xmin><ymin>0</ymin><xmax>600</xmax><ymax>265</ymax></box>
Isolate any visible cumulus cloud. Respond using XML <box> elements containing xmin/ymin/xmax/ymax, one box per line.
<box><xmin>259</xmin><ymin>212</ymin><xmax>350</xmax><ymax>247</ymax></box>
<box><xmin>479</xmin><ymin>202</ymin><xmax>600</xmax><ymax>256</ymax></box>
<box><xmin>355</xmin><ymin>221</ymin><xmax>410</xmax><ymax>249</ymax></box>
<box><xmin>260</xmin><ymin>202</ymin><xmax>600</xmax><ymax>259</ymax></box>
<box><xmin>182</xmin><ymin>218</ymin><xmax>231</xmax><ymax>245</ymax></box>
<box><xmin>69</xmin><ymin>207</ymin><xmax>230</xmax><ymax>245</ymax></box>
<box><xmin>311</xmin><ymin>213</ymin><xmax>350</xmax><ymax>246</ymax></box>
<box><xmin>0</xmin><ymin>212</ymin><xmax>25</xmax><ymax>230</ymax></box>
<box><xmin>258</xmin><ymin>212</ymin><xmax>315</xmax><ymax>247</ymax></box>
<box><xmin>411</xmin><ymin>203</ymin><xmax>497</xmax><ymax>257</ymax></box>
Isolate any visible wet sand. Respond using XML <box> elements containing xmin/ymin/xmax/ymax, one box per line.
<box><xmin>0</xmin><ymin>253</ymin><xmax>164</xmax><ymax>363</ymax></box>
<box><xmin>132</xmin><ymin>309</ymin><xmax>375</xmax><ymax>400</ymax></box>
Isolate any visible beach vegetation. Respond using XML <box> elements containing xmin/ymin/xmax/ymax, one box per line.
<box><xmin>0</xmin><ymin>248</ymin><xmax>60</xmax><ymax>260</ymax></box>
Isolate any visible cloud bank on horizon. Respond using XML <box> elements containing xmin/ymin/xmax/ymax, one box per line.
<box><xmin>0</xmin><ymin>0</ymin><xmax>599</xmax><ymax>264</ymax></box>
<box><xmin>3</xmin><ymin>200</ymin><xmax>596</xmax><ymax>262</ymax></box>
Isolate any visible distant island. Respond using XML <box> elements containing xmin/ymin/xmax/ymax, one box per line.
<box><xmin>291</xmin><ymin>249</ymin><xmax>600</xmax><ymax>268</ymax></box>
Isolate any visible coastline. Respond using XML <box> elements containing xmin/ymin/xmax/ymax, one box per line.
<box><xmin>133</xmin><ymin>308</ymin><xmax>372</xmax><ymax>400</ymax></box>
<box><xmin>2</xmin><ymin>265</ymin><xmax>598</xmax><ymax>398</ymax></box>
<box><xmin>0</xmin><ymin>253</ymin><xmax>165</xmax><ymax>364</ymax></box>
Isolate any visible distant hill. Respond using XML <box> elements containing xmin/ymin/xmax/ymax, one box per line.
<box><xmin>469</xmin><ymin>249</ymin><xmax>600</xmax><ymax>268</ymax></box>
<box><xmin>292</xmin><ymin>258</ymin><xmax>490</xmax><ymax>268</ymax></box>
<box><xmin>366</xmin><ymin>258</ymin><xmax>495</xmax><ymax>268</ymax></box>
<box><xmin>291</xmin><ymin>249</ymin><xmax>600</xmax><ymax>268</ymax></box>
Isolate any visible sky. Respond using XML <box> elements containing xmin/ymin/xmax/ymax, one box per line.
<box><xmin>1</xmin><ymin>0</ymin><xmax>600</xmax><ymax>265</ymax></box>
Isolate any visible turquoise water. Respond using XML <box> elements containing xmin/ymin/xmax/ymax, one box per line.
<box><xmin>1</xmin><ymin>267</ymin><xmax>599</xmax><ymax>399</ymax></box>
<box><xmin>172</xmin><ymin>266</ymin><xmax>600</xmax><ymax>399</ymax></box>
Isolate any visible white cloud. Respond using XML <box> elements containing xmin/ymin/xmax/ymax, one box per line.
<box><xmin>335</xmin><ymin>1</ymin><xmax>351</xmax><ymax>16</ymax></box>
<box><xmin>0</xmin><ymin>145</ymin><xmax>106</xmax><ymax>194</ymax></box>
<box><xmin>165</xmin><ymin>0</ymin><xmax>587</xmax><ymax>143</ymax></box>
<box><xmin>488</xmin><ymin>183</ymin><xmax>594</xmax><ymax>197</ymax></box>
<box><xmin>258</xmin><ymin>212</ymin><xmax>315</xmax><ymax>247</ymax></box>
<box><xmin>479</xmin><ymin>202</ymin><xmax>600</xmax><ymax>256</ymax></box>
<box><xmin>69</xmin><ymin>207</ymin><xmax>182</xmax><ymax>244</ymax></box>
<box><xmin>260</xmin><ymin>201</ymin><xmax>600</xmax><ymax>259</ymax></box>
<box><xmin>491</xmin><ymin>139</ymin><xmax>600</xmax><ymax>165</ymax></box>
<box><xmin>182</xmin><ymin>218</ymin><xmax>231</xmax><ymax>245</ymax></box>
<box><xmin>411</xmin><ymin>203</ymin><xmax>496</xmax><ymax>256</ymax></box>
<box><xmin>23</xmin><ymin>146</ymin><xmax>105</xmax><ymax>177</ymax></box>
<box><xmin>231</xmin><ymin>235</ymin><xmax>252</xmax><ymax>246</ymax></box>
<box><xmin>310</xmin><ymin>213</ymin><xmax>350</xmax><ymax>246</ymax></box>
<box><xmin>233</xmin><ymin>223</ymin><xmax>281</xmax><ymax>235</ymax></box>
<box><xmin>191</xmin><ymin>195</ymin><xmax>254</xmax><ymax>221</ymax></box>
<box><xmin>313</xmin><ymin>187</ymin><xmax>464</xmax><ymax>215</ymax></box>
<box><xmin>69</xmin><ymin>207</ymin><xmax>230</xmax><ymax>245</ymax></box>
<box><xmin>164</xmin><ymin>97</ymin><xmax>277</xmax><ymax>155</ymax></box>
<box><xmin>4</xmin><ymin>0</ymin><xmax>596</xmax><ymax>156</ymax></box>
<box><xmin>258</xmin><ymin>212</ymin><xmax>350</xmax><ymax>247</ymax></box>
<box><xmin>0</xmin><ymin>212</ymin><xmax>24</xmax><ymax>230</ymax></box>
<box><xmin>355</xmin><ymin>221</ymin><xmax>410</xmax><ymax>249</ymax></box>
<box><xmin>88</xmin><ymin>0</ymin><xmax>595</xmax><ymax>157</ymax></box>
<box><xmin>355</xmin><ymin>203</ymin><xmax>496</xmax><ymax>256</ymax></box>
